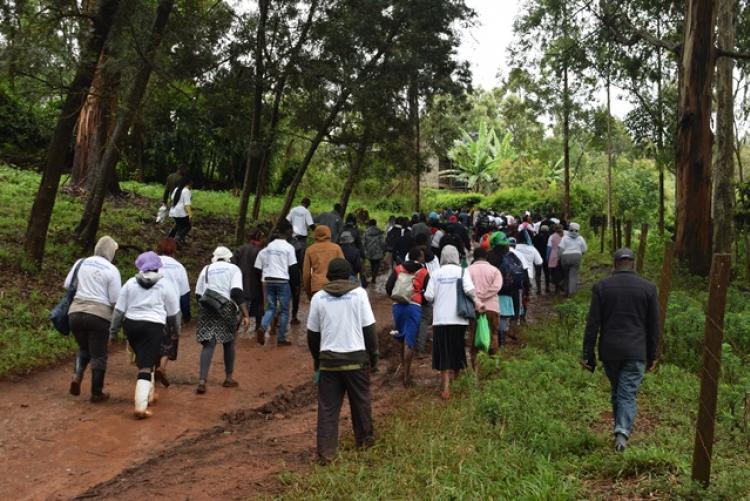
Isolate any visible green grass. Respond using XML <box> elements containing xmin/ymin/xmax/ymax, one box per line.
<box><xmin>275</xmin><ymin>256</ymin><xmax>750</xmax><ymax>500</ymax></box>
<box><xmin>0</xmin><ymin>164</ymin><xmax>394</xmax><ymax>376</ymax></box>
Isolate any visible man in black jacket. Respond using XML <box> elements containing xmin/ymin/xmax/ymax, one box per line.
<box><xmin>582</xmin><ymin>247</ymin><xmax>660</xmax><ymax>452</ymax></box>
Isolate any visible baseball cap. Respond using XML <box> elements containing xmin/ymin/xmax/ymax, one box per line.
<box><xmin>614</xmin><ymin>248</ymin><xmax>635</xmax><ymax>261</ymax></box>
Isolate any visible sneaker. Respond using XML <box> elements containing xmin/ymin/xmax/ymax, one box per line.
<box><xmin>196</xmin><ymin>382</ymin><xmax>207</xmax><ymax>394</ymax></box>
<box><xmin>290</xmin><ymin>318</ymin><xmax>301</xmax><ymax>325</ymax></box>
<box><xmin>614</xmin><ymin>433</ymin><xmax>628</xmax><ymax>453</ymax></box>
<box><xmin>222</xmin><ymin>379</ymin><xmax>239</xmax><ymax>388</ymax></box>
<box><xmin>389</xmin><ymin>330</ymin><xmax>400</xmax><ymax>338</ymax></box>
<box><xmin>90</xmin><ymin>393</ymin><xmax>110</xmax><ymax>403</ymax></box>
<box><xmin>278</xmin><ymin>340</ymin><xmax>292</xmax><ymax>346</ymax></box>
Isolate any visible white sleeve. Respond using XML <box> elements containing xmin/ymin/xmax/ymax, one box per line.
<box><xmin>178</xmin><ymin>264</ymin><xmax>190</xmax><ymax>296</ymax></box>
<box><xmin>359</xmin><ymin>290</ymin><xmax>376</xmax><ymax>326</ymax></box>
<box><xmin>286</xmin><ymin>210</ymin><xmax>293</xmax><ymax>223</ymax></box>
<box><xmin>230</xmin><ymin>264</ymin><xmax>243</xmax><ymax>291</ymax></box>
<box><xmin>305</xmin><ymin>209</ymin><xmax>314</xmax><ymax>227</ymax></box>
<box><xmin>63</xmin><ymin>259</ymin><xmax>82</xmax><ymax>289</ymax></box>
<box><xmin>254</xmin><ymin>249</ymin><xmax>264</xmax><ymax>270</ymax></box>
<box><xmin>306</xmin><ymin>295</ymin><xmax>321</xmax><ymax>332</ymax></box>
<box><xmin>462</xmin><ymin>268</ymin><xmax>475</xmax><ymax>296</ymax></box>
<box><xmin>533</xmin><ymin>248</ymin><xmax>543</xmax><ymax>266</ymax></box>
<box><xmin>164</xmin><ymin>286</ymin><xmax>180</xmax><ymax>317</ymax></box>
<box><xmin>425</xmin><ymin>273</ymin><xmax>435</xmax><ymax>302</ymax></box>
<box><xmin>108</xmin><ymin>267</ymin><xmax>122</xmax><ymax>305</ymax></box>
<box><xmin>580</xmin><ymin>237</ymin><xmax>588</xmax><ymax>253</ymax></box>
<box><xmin>195</xmin><ymin>266</ymin><xmax>207</xmax><ymax>296</ymax></box>
<box><xmin>183</xmin><ymin>188</ymin><xmax>191</xmax><ymax>206</ymax></box>
<box><xmin>114</xmin><ymin>282</ymin><xmax>129</xmax><ymax>312</ymax></box>
<box><xmin>288</xmin><ymin>244</ymin><xmax>298</xmax><ymax>266</ymax></box>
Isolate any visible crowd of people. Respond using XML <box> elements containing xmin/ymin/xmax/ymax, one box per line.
<box><xmin>63</xmin><ymin>190</ymin><xmax>660</xmax><ymax>459</ymax></box>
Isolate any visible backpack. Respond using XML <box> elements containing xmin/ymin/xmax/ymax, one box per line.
<box><xmin>499</xmin><ymin>252</ymin><xmax>525</xmax><ymax>293</ymax></box>
<box><xmin>391</xmin><ymin>267</ymin><xmax>415</xmax><ymax>304</ymax></box>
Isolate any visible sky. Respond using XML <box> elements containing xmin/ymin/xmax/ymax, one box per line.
<box><xmin>456</xmin><ymin>0</ymin><xmax>632</xmax><ymax>118</ymax></box>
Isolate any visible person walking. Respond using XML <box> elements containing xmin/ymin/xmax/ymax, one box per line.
<box><xmin>316</xmin><ymin>203</ymin><xmax>343</xmax><ymax>242</ymax></box>
<box><xmin>467</xmin><ymin>247</ymin><xmax>503</xmax><ymax>368</ymax></box>
<box><xmin>582</xmin><ymin>248</ymin><xmax>660</xmax><ymax>452</ymax></box>
<box><xmin>233</xmin><ymin>229</ymin><xmax>265</xmax><ymax>344</ymax></box>
<box><xmin>109</xmin><ymin>252</ymin><xmax>181</xmax><ymax>418</ymax></box>
<box><xmin>255</xmin><ymin>221</ymin><xmax>298</xmax><ymax>346</ymax></box>
<box><xmin>558</xmin><ymin>222</ymin><xmax>588</xmax><ymax>296</ymax></box>
<box><xmin>533</xmin><ymin>225</ymin><xmax>551</xmax><ymax>293</ymax></box>
<box><xmin>340</xmin><ymin>231</ymin><xmax>365</xmax><ymax>286</ymax></box>
<box><xmin>424</xmin><ymin>245</ymin><xmax>475</xmax><ymax>400</ymax></box>
<box><xmin>307</xmin><ymin>258</ymin><xmax>378</xmax><ymax>464</ymax></box>
<box><xmin>488</xmin><ymin>232</ymin><xmax>527</xmax><ymax>345</ymax></box>
<box><xmin>65</xmin><ymin>236</ymin><xmax>121</xmax><ymax>402</ymax></box>
<box><xmin>195</xmin><ymin>246</ymin><xmax>250</xmax><ymax>394</ymax></box>
<box><xmin>154</xmin><ymin>238</ymin><xmax>191</xmax><ymax>388</ymax></box>
<box><xmin>303</xmin><ymin>225</ymin><xmax>344</xmax><ymax>299</ymax></box>
<box><xmin>547</xmin><ymin>224</ymin><xmax>564</xmax><ymax>293</ymax></box>
<box><xmin>168</xmin><ymin>176</ymin><xmax>192</xmax><ymax>243</ymax></box>
<box><xmin>287</xmin><ymin>197</ymin><xmax>315</xmax><ymax>325</ymax></box>
<box><xmin>363</xmin><ymin>219</ymin><xmax>386</xmax><ymax>285</ymax></box>
<box><xmin>385</xmin><ymin>246</ymin><xmax>429</xmax><ymax>387</ymax></box>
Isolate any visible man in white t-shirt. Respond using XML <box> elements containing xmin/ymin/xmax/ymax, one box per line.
<box><xmin>286</xmin><ymin>197</ymin><xmax>315</xmax><ymax>325</ymax></box>
<box><xmin>307</xmin><ymin>258</ymin><xmax>378</xmax><ymax>463</ymax></box>
<box><xmin>255</xmin><ymin>220</ymin><xmax>298</xmax><ymax>345</ymax></box>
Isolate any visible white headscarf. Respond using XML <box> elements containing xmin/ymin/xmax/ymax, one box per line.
<box><xmin>94</xmin><ymin>235</ymin><xmax>118</xmax><ymax>262</ymax></box>
<box><xmin>212</xmin><ymin>246</ymin><xmax>233</xmax><ymax>263</ymax></box>
<box><xmin>440</xmin><ymin>245</ymin><xmax>460</xmax><ymax>266</ymax></box>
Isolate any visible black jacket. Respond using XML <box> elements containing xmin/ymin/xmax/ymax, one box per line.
<box><xmin>583</xmin><ymin>270</ymin><xmax>660</xmax><ymax>363</ymax></box>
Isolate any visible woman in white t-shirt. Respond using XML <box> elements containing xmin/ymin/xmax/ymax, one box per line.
<box><xmin>194</xmin><ymin>246</ymin><xmax>250</xmax><ymax>394</ymax></box>
<box><xmin>168</xmin><ymin>177</ymin><xmax>192</xmax><ymax>243</ymax></box>
<box><xmin>154</xmin><ymin>238</ymin><xmax>191</xmax><ymax>388</ymax></box>
<box><xmin>110</xmin><ymin>252</ymin><xmax>181</xmax><ymax>419</ymax></box>
<box><xmin>65</xmin><ymin>235</ymin><xmax>122</xmax><ymax>403</ymax></box>
<box><xmin>424</xmin><ymin>245</ymin><xmax>475</xmax><ymax>400</ymax></box>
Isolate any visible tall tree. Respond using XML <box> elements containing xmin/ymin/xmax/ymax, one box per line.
<box><xmin>75</xmin><ymin>0</ymin><xmax>175</xmax><ymax>249</ymax></box>
<box><xmin>23</xmin><ymin>0</ymin><xmax>121</xmax><ymax>267</ymax></box>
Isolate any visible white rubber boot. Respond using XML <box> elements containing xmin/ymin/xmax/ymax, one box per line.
<box><xmin>134</xmin><ymin>379</ymin><xmax>152</xmax><ymax>419</ymax></box>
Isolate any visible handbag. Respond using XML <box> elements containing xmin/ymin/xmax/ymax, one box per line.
<box><xmin>49</xmin><ymin>258</ymin><xmax>85</xmax><ymax>335</ymax></box>
<box><xmin>198</xmin><ymin>265</ymin><xmax>230</xmax><ymax>312</ymax></box>
<box><xmin>456</xmin><ymin>267</ymin><xmax>476</xmax><ymax>320</ymax></box>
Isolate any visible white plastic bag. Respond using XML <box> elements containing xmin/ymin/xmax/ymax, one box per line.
<box><xmin>156</xmin><ymin>205</ymin><xmax>167</xmax><ymax>223</ymax></box>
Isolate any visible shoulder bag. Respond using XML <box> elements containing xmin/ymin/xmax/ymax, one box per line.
<box><xmin>49</xmin><ymin>258</ymin><xmax>85</xmax><ymax>335</ymax></box>
<box><xmin>198</xmin><ymin>265</ymin><xmax>231</xmax><ymax>312</ymax></box>
<box><xmin>455</xmin><ymin>267</ymin><xmax>476</xmax><ymax>320</ymax></box>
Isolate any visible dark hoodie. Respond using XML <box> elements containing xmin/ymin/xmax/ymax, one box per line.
<box><xmin>306</xmin><ymin>280</ymin><xmax>378</xmax><ymax>370</ymax></box>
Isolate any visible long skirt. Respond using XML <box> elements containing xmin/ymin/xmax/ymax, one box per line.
<box><xmin>432</xmin><ymin>324</ymin><xmax>467</xmax><ymax>371</ymax></box>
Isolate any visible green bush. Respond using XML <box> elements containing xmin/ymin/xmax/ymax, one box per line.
<box><xmin>421</xmin><ymin>189</ymin><xmax>484</xmax><ymax>210</ymax></box>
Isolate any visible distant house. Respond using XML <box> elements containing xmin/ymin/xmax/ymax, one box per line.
<box><xmin>421</xmin><ymin>154</ymin><xmax>467</xmax><ymax>191</ymax></box>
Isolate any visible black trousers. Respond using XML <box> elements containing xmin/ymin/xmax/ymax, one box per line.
<box><xmin>69</xmin><ymin>312</ymin><xmax>109</xmax><ymax>371</ymax></box>
<box><xmin>169</xmin><ymin>217</ymin><xmax>191</xmax><ymax>241</ymax></box>
<box><xmin>369</xmin><ymin>259</ymin><xmax>381</xmax><ymax>281</ymax></box>
<box><xmin>317</xmin><ymin>367</ymin><xmax>374</xmax><ymax>461</ymax></box>
<box><xmin>124</xmin><ymin>319</ymin><xmax>163</xmax><ymax>379</ymax></box>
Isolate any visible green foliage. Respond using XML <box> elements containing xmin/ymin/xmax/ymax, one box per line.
<box><xmin>443</xmin><ymin>121</ymin><xmax>517</xmax><ymax>193</ymax></box>
<box><xmin>421</xmin><ymin>189</ymin><xmax>483</xmax><ymax>210</ymax></box>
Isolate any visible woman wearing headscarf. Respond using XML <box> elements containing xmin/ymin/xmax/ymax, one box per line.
<box><xmin>168</xmin><ymin>176</ymin><xmax>192</xmax><ymax>242</ymax></box>
<box><xmin>424</xmin><ymin>245</ymin><xmax>476</xmax><ymax>400</ymax></box>
<box><xmin>109</xmin><ymin>252</ymin><xmax>181</xmax><ymax>419</ymax></box>
<box><xmin>194</xmin><ymin>246</ymin><xmax>249</xmax><ymax>394</ymax></box>
<box><xmin>154</xmin><ymin>238</ymin><xmax>191</xmax><ymax>387</ymax></box>
<box><xmin>558</xmin><ymin>222</ymin><xmax>588</xmax><ymax>296</ymax></box>
<box><xmin>547</xmin><ymin>224</ymin><xmax>564</xmax><ymax>293</ymax></box>
<box><xmin>65</xmin><ymin>236</ymin><xmax>121</xmax><ymax>402</ymax></box>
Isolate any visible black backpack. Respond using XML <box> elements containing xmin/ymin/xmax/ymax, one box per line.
<box><xmin>500</xmin><ymin>252</ymin><xmax>526</xmax><ymax>293</ymax></box>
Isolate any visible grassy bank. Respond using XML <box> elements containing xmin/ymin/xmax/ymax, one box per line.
<box><xmin>0</xmin><ymin>165</ymin><xmax>390</xmax><ymax>377</ymax></box>
<box><xmin>277</xmin><ymin>254</ymin><xmax>750</xmax><ymax>500</ymax></box>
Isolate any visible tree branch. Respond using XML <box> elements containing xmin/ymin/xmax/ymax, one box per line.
<box><xmin>717</xmin><ymin>48</ymin><xmax>750</xmax><ymax>61</ymax></box>
<box><xmin>597</xmin><ymin>1</ymin><xmax>680</xmax><ymax>54</ymax></box>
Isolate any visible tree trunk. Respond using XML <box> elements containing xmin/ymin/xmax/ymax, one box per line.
<box><xmin>674</xmin><ymin>0</ymin><xmax>717</xmax><ymax>276</ymax></box>
<box><xmin>563</xmin><ymin>61</ymin><xmax>571</xmax><ymax>221</ymax></box>
<box><xmin>275</xmin><ymin>92</ymin><xmax>349</xmax><ymax>230</ymax></box>
<box><xmin>235</xmin><ymin>0</ymin><xmax>268</xmax><ymax>245</ymax></box>
<box><xmin>71</xmin><ymin>49</ymin><xmax>121</xmax><ymax>193</ymax></box>
<box><xmin>340</xmin><ymin>125</ymin><xmax>371</xmax><ymax>218</ymax></box>
<box><xmin>75</xmin><ymin>0</ymin><xmax>174</xmax><ymax>250</ymax></box>
<box><xmin>656</xmin><ymin>19</ymin><xmax>666</xmax><ymax>236</ymax></box>
<box><xmin>606</xmin><ymin>70</ymin><xmax>614</xmax><ymax>239</ymax></box>
<box><xmin>409</xmin><ymin>77</ymin><xmax>421</xmax><ymax>213</ymax></box>
<box><xmin>712</xmin><ymin>0</ymin><xmax>735</xmax><ymax>255</ymax></box>
<box><xmin>23</xmin><ymin>0</ymin><xmax>121</xmax><ymax>268</ymax></box>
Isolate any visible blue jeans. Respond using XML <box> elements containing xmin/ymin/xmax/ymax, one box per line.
<box><xmin>261</xmin><ymin>282</ymin><xmax>291</xmax><ymax>342</ymax></box>
<box><xmin>602</xmin><ymin>360</ymin><xmax>646</xmax><ymax>438</ymax></box>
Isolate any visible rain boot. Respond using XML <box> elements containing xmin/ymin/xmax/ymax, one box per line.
<box><xmin>90</xmin><ymin>369</ymin><xmax>110</xmax><ymax>403</ymax></box>
<box><xmin>134</xmin><ymin>379</ymin><xmax>152</xmax><ymax>419</ymax></box>
<box><xmin>70</xmin><ymin>354</ymin><xmax>89</xmax><ymax>396</ymax></box>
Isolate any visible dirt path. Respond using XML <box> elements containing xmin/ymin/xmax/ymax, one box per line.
<box><xmin>0</xmin><ymin>282</ymin><xmax>556</xmax><ymax>500</ymax></box>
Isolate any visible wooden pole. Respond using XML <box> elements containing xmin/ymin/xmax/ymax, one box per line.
<box><xmin>625</xmin><ymin>220</ymin><xmax>633</xmax><ymax>248</ymax></box>
<box><xmin>636</xmin><ymin>224</ymin><xmax>649</xmax><ymax>274</ymax></box>
<box><xmin>656</xmin><ymin>241</ymin><xmax>675</xmax><ymax>359</ymax></box>
<box><xmin>600</xmin><ymin>217</ymin><xmax>607</xmax><ymax>254</ymax></box>
<box><xmin>616</xmin><ymin>219</ymin><xmax>623</xmax><ymax>249</ymax></box>
<box><xmin>611</xmin><ymin>217</ymin><xmax>617</xmax><ymax>253</ymax></box>
<box><xmin>691</xmin><ymin>253</ymin><xmax>732</xmax><ymax>486</ymax></box>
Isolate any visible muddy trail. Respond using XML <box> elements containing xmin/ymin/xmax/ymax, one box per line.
<box><xmin>0</xmin><ymin>279</ymin><xmax>559</xmax><ymax>500</ymax></box>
